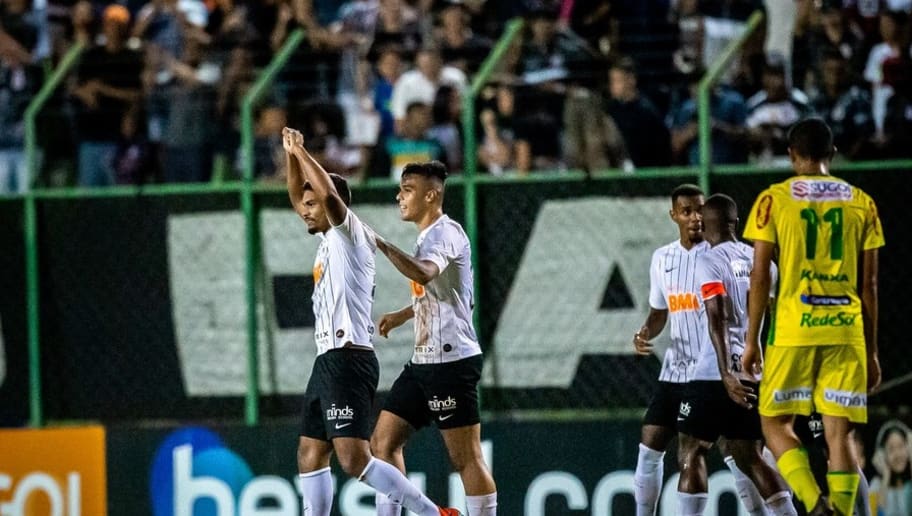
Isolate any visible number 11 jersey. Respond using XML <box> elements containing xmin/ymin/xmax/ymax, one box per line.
<box><xmin>743</xmin><ymin>175</ymin><xmax>884</xmax><ymax>347</ymax></box>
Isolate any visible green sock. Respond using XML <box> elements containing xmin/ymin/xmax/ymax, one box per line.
<box><xmin>827</xmin><ymin>471</ymin><xmax>859</xmax><ymax>516</ymax></box>
<box><xmin>777</xmin><ymin>448</ymin><xmax>822</xmax><ymax>512</ymax></box>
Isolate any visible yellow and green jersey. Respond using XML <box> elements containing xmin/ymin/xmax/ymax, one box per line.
<box><xmin>744</xmin><ymin>175</ymin><xmax>885</xmax><ymax>347</ymax></box>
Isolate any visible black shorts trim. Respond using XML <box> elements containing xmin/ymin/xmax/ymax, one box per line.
<box><xmin>300</xmin><ymin>348</ymin><xmax>379</xmax><ymax>441</ymax></box>
<box><xmin>677</xmin><ymin>380</ymin><xmax>762</xmax><ymax>442</ymax></box>
<box><xmin>383</xmin><ymin>355</ymin><xmax>483</xmax><ymax>430</ymax></box>
<box><xmin>643</xmin><ymin>381</ymin><xmax>685</xmax><ymax>429</ymax></box>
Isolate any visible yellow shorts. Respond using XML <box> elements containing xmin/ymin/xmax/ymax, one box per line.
<box><xmin>759</xmin><ymin>344</ymin><xmax>868</xmax><ymax>423</ymax></box>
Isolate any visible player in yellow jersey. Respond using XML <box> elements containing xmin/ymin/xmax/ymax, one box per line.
<box><xmin>741</xmin><ymin>118</ymin><xmax>885</xmax><ymax>516</ymax></box>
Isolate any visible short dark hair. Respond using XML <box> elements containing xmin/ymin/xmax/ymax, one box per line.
<box><xmin>303</xmin><ymin>173</ymin><xmax>352</xmax><ymax>206</ymax></box>
<box><xmin>788</xmin><ymin>118</ymin><xmax>834</xmax><ymax>161</ymax></box>
<box><xmin>405</xmin><ymin>101</ymin><xmax>431</xmax><ymax>116</ymax></box>
<box><xmin>611</xmin><ymin>56</ymin><xmax>637</xmax><ymax>76</ymax></box>
<box><xmin>704</xmin><ymin>193</ymin><xmax>738</xmax><ymax>225</ymax></box>
<box><xmin>402</xmin><ymin>161</ymin><xmax>449</xmax><ymax>182</ymax></box>
<box><xmin>671</xmin><ymin>183</ymin><xmax>704</xmax><ymax>204</ymax></box>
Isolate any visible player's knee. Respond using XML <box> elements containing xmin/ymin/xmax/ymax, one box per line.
<box><xmin>335</xmin><ymin>448</ymin><xmax>372</xmax><ymax>477</ymax></box>
<box><xmin>677</xmin><ymin>436</ymin><xmax>709</xmax><ymax>471</ymax></box>
<box><xmin>297</xmin><ymin>442</ymin><xmax>326</xmax><ymax>471</ymax></box>
<box><xmin>447</xmin><ymin>445</ymin><xmax>483</xmax><ymax>473</ymax></box>
<box><xmin>370</xmin><ymin>434</ymin><xmax>402</xmax><ymax>462</ymax></box>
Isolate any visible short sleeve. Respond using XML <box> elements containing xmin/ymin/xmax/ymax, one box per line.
<box><xmin>743</xmin><ymin>190</ymin><xmax>778</xmax><ymax>244</ymax></box>
<box><xmin>648</xmin><ymin>249</ymin><xmax>667</xmax><ymax>309</ymax></box>
<box><xmin>332</xmin><ymin>210</ymin><xmax>376</xmax><ymax>250</ymax></box>
<box><xmin>862</xmin><ymin>194</ymin><xmax>886</xmax><ymax>251</ymax></box>
<box><xmin>417</xmin><ymin>224</ymin><xmax>459</xmax><ymax>273</ymax></box>
<box><xmin>697</xmin><ymin>256</ymin><xmax>726</xmax><ymax>301</ymax></box>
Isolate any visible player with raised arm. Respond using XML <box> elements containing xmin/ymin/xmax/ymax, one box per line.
<box><xmin>677</xmin><ymin>193</ymin><xmax>796</xmax><ymax>516</ymax></box>
<box><xmin>283</xmin><ymin>130</ymin><xmax>462</xmax><ymax>516</ymax></box>
<box><xmin>742</xmin><ymin>118</ymin><xmax>884</xmax><ymax>516</ymax></box>
<box><xmin>631</xmin><ymin>184</ymin><xmax>709</xmax><ymax>515</ymax></box>
<box><xmin>370</xmin><ymin>161</ymin><xmax>497</xmax><ymax>516</ymax></box>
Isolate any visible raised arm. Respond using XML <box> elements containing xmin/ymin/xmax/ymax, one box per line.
<box><xmin>861</xmin><ymin>248</ymin><xmax>880</xmax><ymax>392</ymax></box>
<box><xmin>283</xmin><ymin>128</ymin><xmax>307</xmax><ymax>219</ymax></box>
<box><xmin>376</xmin><ymin>238</ymin><xmax>440</xmax><ymax>285</ymax></box>
<box><xmin>288</xmin><ymin>129</ymin><xmax>348</xmax><ymax>226</ymax></box>
<box><xmin>743</xmin><ymin>240</ymin><xmax>774</xmax><ymax>378</ymax></box>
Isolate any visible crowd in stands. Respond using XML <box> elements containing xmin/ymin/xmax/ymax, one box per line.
<box><xmin>1</xmin><ymin>0</ymin><xmax>911</xmax><ymax>192</ymax></box>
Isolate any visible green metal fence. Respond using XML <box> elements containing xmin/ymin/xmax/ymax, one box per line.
<box><xmin>9</xmin><ymin>14</ymin><xmax>912</xmax><ymax>427</ymax></box>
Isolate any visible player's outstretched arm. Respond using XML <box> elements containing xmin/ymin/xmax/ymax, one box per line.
<box><xmin>377</xmin><ymin>306</ymin><xmax>415</xmax><ymax>338</ymax></box>
<box><xmin>633</xmin><ymin>308</ymin><xmax>668</xmax><ymax>356</ymax></box>
<box><xmin>376</xmin><ymin>238</ymin><xmax>440</xmax><ymax>285</ymax></box>
<box><xmin>705</xmin><ymin>294</ymin><xmax>756</xmax><ymax>408</ymax></box>
<box><xmin>743</xmin><ymin>240</ymin><xmax>774</xmax><ymax>378</ymax></box>
<box><xmin>861</xmin><ymin>247</ymin><xmax>881</xmax><ymax>392</ymax></box>
<box><xmin>283</xmin><ymin>128</ymin><xmax>307</xmax><ymax>220</ymax></box>
<box><xmin>289</xmin><ymin>129</ymin><xmax>348</xmax><ymax>226</ymax></box>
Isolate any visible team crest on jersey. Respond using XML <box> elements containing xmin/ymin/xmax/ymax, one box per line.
<box><xmin>410</xmin><ymin>280</ymin><xmax>426</xmax><ymax>298</ymax></box>
<box><xmin>791</xmin><ymin>180</ymin><xmax>853</xmax><ymax>201</ymax></box>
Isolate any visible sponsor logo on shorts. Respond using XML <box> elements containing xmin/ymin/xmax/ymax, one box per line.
<box><xmin>823</xmin><ymin>389</ymin><xmax>867</xmax><ymax>408</ymax></box>
<box><xmin>326</xmin><ymin>404</ymin><xmax>354</xmax><ymax>421</ymax></box>
<box><xmin>800</xmin><ymin>293</ymin><xmax>852</xmax><ymax>306</ymax></box>
<box><xmin>428</xmin><ymin>396</ymin><xmax>457</xmax><ymax>412</ymax></box>
<box><xmin>334</xmin><ymin>422</ymin><xmax>352</xmax><ymax>429</ymax></box>
<box><xmin>438</xmin><ymin>414</ymin><xmax>454</xmax><ymax>422</ymax></box>
<box><xmin>799</xmin><ymin>312</ymin><xmax>857</xmax><ymax>328</ymax></box>
<box><xmin>800</xmin><ymin>270</ymin><xmax>849</xmax><ymax>282</ymax></box>
<box><xmin>678</xmin><ymin>401</ymin><xmax>691</xmax><ymax>419</ymax></box>
<box><xmin>791</xmin><ymin>180</ymin><xmax>853</xmax><ymax>201</ymax></box>
<box><xmin>773</xmin><ymin>388</ymin><xmax>813</xmax><ymax>403</ymax></box>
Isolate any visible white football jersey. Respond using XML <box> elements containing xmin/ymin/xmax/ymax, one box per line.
<box><xmin>409</xmin><ymin>215</ymin><xmax>482</xmax><ymax>364</ymax></box>
<box><xmin>694</xmin><ymin>240</ymin><xmax>778</xmax><ymax>381</ymax></box>
<box><xmin>312</xmin><ymin>209</ymin><xmax>377</xmax><ymax>355</ymax></box>
<box><xmin>648</xmin><ymin>239</ymin><xmax>710</xmax><ymax>383</ymax></box>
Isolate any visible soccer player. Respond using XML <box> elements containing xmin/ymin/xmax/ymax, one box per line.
<box><xmin>742</xmin><ymin>118</ymin><xmax>884</xmax><ymax>516</ymax></box>
<box><xmin>283</xmin><ymin>130</ymin><xmax>461</xmax><ymax>516</ymax></box>
<box><xmin>677</xmin><ymin>193</ymin><xmax>796</xmax><ymax>516</ymax></box>
<box><xmin>370</xmin><ymin>161</ymin><xmax>497</xmax><ymax>516</ymax></box>
<box><xmin>632</xmin><ymin>184</ymin><xmax>709</xmax><ymax>515</ymax></box>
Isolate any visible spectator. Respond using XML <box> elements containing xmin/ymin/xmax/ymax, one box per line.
<box><xmin>793</xmin><ymin>0</ymin><xmax>865</xmax><ymax>94</ymax></box>
<box><xmin>880</xmin><ymin>62</ymin><xmax>912</xmax><ymax>157</ymax></box>
<box><xmin>370</xmin><ymin>101</ymin><xmax>444</xmax><ymax>179</ymax></box>
<box><xmin>371</xmin><ymin>0</ymin><xmax>422</xmax><ymax>56</ymax></box>
<box><xmin>477</xmin><ymin>80</ymin><xmax>515</xmax><ymax>174</ymax></box>
<box><xmin>563</xmin><ymin>86</ymin><xmax>629</xmax><ymax>172</ymax></box>
<box><xmin>427</xmin><ymin>84</ymin><xmax>462</xmax><ymax>171</ymax></box>
<box><xmin>669</xmin><ymin>70</ymin><xmax>748</xmax><ymax>165</ymax></box>
<box><xmin>434</xmin><ymin>0</ymin><xmax>491</xmax><ymax>74</ymax></box>
<box><xmin>863</xmin><ymin>10</ymin><xmax>910</xmax><ymax>137</ymax></box>
<box><xmin>389</xmin><ymin>45</ymin><xmax>466</xmax><ymax>133</ymax></box>
<box><xmin>871</xmin><ymin>420</ymin><xmax>912</xmax><ymax>516</ymax></box>
<box><xmin>745</xmin><ymin>55</ymin><xmax>811</xmax><ymax>163</ymax></box>
<box><xmin>604</xmin><ymin>56</ymin><xmax>672</xmax><ymax>168</ymax></box>
<box><xmin>71</xmin><ymin>4</ymin><xmax>143</xmax><ymax>186</ymax></box>
<box><xmin>0</xmin><ymin>0</ymin><xmax>41</xmax><ymax>193</ymax></box>
<box><xmin>810</xmin><ymin>50</ymin><xmax>874</xmax><ymax>160</ymax></box>
<box><xmin>372</xmin><ymin>44</ymin><xmax>402</xmax><ymax>142</ymax></box>
<box><xmin>70</xmin><ymin>0</ymin><xmax>94</xmax><ymax>46</ymax></box>
<box><xmin>160</xmin><ymin>38</ymin><xmax>219</xmax><ymax>182</ymax></box>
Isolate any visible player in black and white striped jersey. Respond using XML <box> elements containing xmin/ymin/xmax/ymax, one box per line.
<box><xmin>284</xmin><ymin>130</ymin><xmax>462</xmax><ymax>516</ymax></box>
<box><xmin>371</xmin><ymin>161</ymin><xmax>497</xmax><ymax>516</ymax></box>
<box><xmin>631</xmin><ymin>184</ymin><xmax>709</xmax><ymax>515</ymax></box>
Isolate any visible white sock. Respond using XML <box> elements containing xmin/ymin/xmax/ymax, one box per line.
<box><xmin>376</xmin><ymin>492</ymin><xmax>402</xmax><ymax>516</ymax></box>
<box><xmin>634</xmin><ymin>443</ymin><xmax>665</xmax><ymax>516</ymax></box>
<box><xmin>764</xmin><ymin>491</ymin><xmax>797</xmax><ymax>516</ymax></box>
<box><xmin>466</xmin><ymin>492</ymin><xmax>497</xmax><ymax>515</ymax></box>
<box><xmin>360</xmin><ymin>458</ymin><xmax>439</xmax><ymax>516</ymax></box>
<box><xmin>676</xmin><ymin>492</ymin><xmax>708</xmax><ymax>516</ymax></box>
<box><xmin>855</xmin><ymin>466</ymin><xmax>872</xmax><ymax>516</ymax></box>
<box><xmin>724</xmin><ymin>456</ymin><xmax>767</xmax><ymax>516</ymax></box>
<box><xmin>297</xmin><ymin>468</ymin><xmax>333</xmax><ymax>516</ymax></box>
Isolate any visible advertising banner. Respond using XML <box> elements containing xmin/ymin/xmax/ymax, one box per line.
<box><xmin>0</xmin><ymin>425</ymin><xmax>107</xmax><ymax>516</ymax></box>
<box><xmin>107</xmin><ymin>419</ymin><xmax>745</xmax><ymax>516</ymax></box>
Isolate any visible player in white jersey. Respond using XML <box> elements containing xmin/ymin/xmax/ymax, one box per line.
<box><xmin>677</xmin><ymin>193</ymin><xmax>796</xmax><ymax>516</ymax></box>
<box><xmin>283</xmin><ymin>130</ymin><xmax>461</xmax><ymax>516</ymax></box>
<box><xmin>370</xmin><ymin>161</ymin><xmax>497</xmax><ymax>516</ymax></box>
<box><xmin>632</xmin><ymin>184</ymin><xmax>708</xmax><ymax>516</ymax></box>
